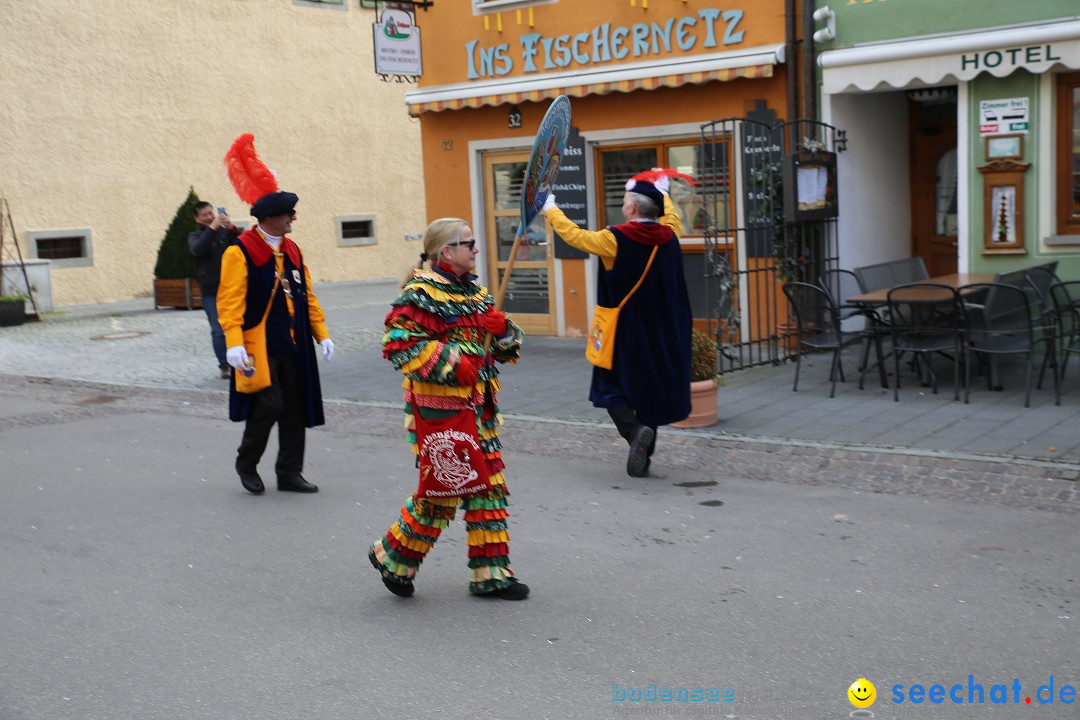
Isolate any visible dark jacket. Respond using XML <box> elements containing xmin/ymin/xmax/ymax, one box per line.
<box><xmin>188</xmin><ymin>225</ymin><xmax>238</xmax><ymax>295</ymax></box>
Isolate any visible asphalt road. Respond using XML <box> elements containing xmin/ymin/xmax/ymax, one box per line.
<box><xmin>0</xmin><ymin>380</ymin><xmax>1076</xmax><ymax>720</ymax></box>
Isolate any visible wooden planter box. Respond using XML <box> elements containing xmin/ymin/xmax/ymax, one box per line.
<box><xmin>153</xmin><ymin>278</ymin><xmax>202</xmax><ymax>310</ymax></box>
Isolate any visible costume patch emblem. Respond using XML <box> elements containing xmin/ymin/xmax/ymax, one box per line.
<box><xmin>422</xmin><ymin>429</ymin><xmax>480</xmax><ymax>490</ymax></box>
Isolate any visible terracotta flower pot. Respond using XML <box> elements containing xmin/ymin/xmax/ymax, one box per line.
<box><xmin>671</xmin><ymin>378</ymin><xmax>719</xmax><ymax>429</ymax></box>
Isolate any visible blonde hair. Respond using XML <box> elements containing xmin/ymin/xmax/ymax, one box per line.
<box><xmin>400</xmin><ymin>217</ymin><xmax>470</xmax><ymax>287</ymax></box>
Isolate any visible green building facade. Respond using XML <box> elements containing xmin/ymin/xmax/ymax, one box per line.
<box><xmin>814</xmin><ymin>1</ymin><xmax>1080</xmax><ymax>278</ymax></box>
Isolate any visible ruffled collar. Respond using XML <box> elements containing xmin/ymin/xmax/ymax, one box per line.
<box><xmin>433</xmin><ymin>261</ymin><xmax>476</xmax><ymax>286</ymax></box>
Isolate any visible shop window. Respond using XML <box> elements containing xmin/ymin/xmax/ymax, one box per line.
<box><xmin>336</xmin><ymin>214</ymin><xmax>377</xmax><ymax>247</ymax></box>
<box><xmin>28</xmin><ymin>228</ymin><xmax>92</xmax><ymax>268</ymax></box>
<box><xmin>1056</xmin><ymin>72</ymin><xmax>1080</xmax><ymax>236</ymax></box>
<box><xmin>472</xmin><ymin>0</ymin><xmax>558</xmax><ymax>13</ymax></box>
<box><xmin>595</xmin><ymin>139</ymin><xmax>732</xmax><ymax>237</ymax></box>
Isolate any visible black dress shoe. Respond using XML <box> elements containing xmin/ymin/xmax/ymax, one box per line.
<box><xmin>238</xmin><ymin>471</ymin><xmax>265</xmax><ymax>494</ymax></box>
<box><xmin>277</xmin><ymin>475</ymin><xmax>318</xmax><ymax>493</ymax></box>
<box><xmin>627</xmin><ymin>425</ymin><xmax>655</xmax><ymax>478</ymax></box>
<box><xmin>369</xmin><ymin>548</ymin><xmax>414</xmax><ymax>597</ymax></box>
<box><xmin>477</xmin><ymin>582</ymin><xmax>530</xmax><ymax>600</ymax></box>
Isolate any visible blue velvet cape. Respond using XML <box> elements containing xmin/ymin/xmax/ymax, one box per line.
<box><xmin>588</xmin><ymin>221</ymin><xmax>692</xmax><ymax>427</ymax></box>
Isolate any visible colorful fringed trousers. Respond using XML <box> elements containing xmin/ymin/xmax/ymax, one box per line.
<box><xmin>370</xmin><ymin>484</ymin><xmax>517</xmax><ymax>594</ymax></box>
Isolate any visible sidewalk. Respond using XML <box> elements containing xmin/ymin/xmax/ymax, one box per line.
<box><xmin>5</xmin><ymin>278</ymin><xmax>1080</xmax><ymax>467</ymax></box>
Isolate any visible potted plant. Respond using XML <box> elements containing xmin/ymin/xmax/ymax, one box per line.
<box><xmin>153</xmin><ymin>187</ymin><xmax>203</xmax><ymax>310</ymax></box>
<box><xmin>671</xmin><ymin>328</ymin><xmax>721</xmax><ymax>428</ymax></box>
<box><xmin>0</xmin><ymin>291</ymin><xmax>28</xmax><ymax>327</ymax></box>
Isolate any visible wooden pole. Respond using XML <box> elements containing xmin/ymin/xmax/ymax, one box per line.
<box><xmin>482</xmin><ymin>230</ymin><xmax>524</xmax><ymax>353</ymax></box>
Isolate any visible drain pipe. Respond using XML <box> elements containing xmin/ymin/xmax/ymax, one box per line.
<box><xmin>785</xmin><ymin>0</ymin><xmax>798</xmax><ymax>127</ymax></box>
<box><xmin>802</xmin><ymin>0</ymin><xmax>817</xmax><ymax>122</ymax></box>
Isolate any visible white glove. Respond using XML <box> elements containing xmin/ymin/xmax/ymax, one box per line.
<box><xmin>320</xmin><ymin>338</ymin><xmax>335</xmax><ymax>362</ymax></box>
<box><xmin>653</xmin><ymin>173</ymin><xmax>670</xmax><ymax>196</ymax></box>
<box><xmin>226</xmin><ymin>345</ymin><xmax>250</xmax><ymax>371</ymax></box>
<box><xmin>541</xmin><ymin>194</ymin><xmax>557</xmax><ymax>214</ymax></box>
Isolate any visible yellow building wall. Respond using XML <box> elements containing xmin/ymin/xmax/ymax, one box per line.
<box><xmin>0</xmin><ymin>0</ymin><xmax>425</xmax><ymax>305</ymax></box>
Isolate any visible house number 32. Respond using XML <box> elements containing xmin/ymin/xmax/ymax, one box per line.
<box><xmin>508</xmin><ymin>105</ymin><xmax>523</xmax><ymax>129</ymax></box>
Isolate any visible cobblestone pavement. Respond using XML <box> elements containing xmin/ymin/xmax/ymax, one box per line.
<box><xmin>1</xmin><ymin>278</ymin><xmax>1076</xmax><ymax>513</ymax></box>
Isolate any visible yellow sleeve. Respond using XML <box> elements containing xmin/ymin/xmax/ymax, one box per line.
<box><xmin>544</xmin><ymin>207</ymin><xmax>618</xmax><ymax>271</ymax></box>
<box><xmin>660</xmin><ymin>194</ymin><xmax>681</xmax><ymax>237</ymax></box>
<box><xmin>303</xmin><ymin>260</ymin><xmax>329</xmax><ymax>342</ymax></box>
<box><xmin>217</xmin><ymin>245</ymin><xmax>248</xmax><ymax>349</ymax></box>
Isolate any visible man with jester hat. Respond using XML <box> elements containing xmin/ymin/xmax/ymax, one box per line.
<box><xmin>543</xmin><ymin>173</ymin><xmax>692</xmax><ymax>478</ymax></box>
<box><xmin>368</xmin><ymin>217</ymin><xmax>530</xmax><ymax>600</ymax></box>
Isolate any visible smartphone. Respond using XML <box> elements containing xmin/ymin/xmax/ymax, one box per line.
<box><xmin>217</xmin><ymin>206</ymin><xmax>226</xmax><ymax>215</ymax></box>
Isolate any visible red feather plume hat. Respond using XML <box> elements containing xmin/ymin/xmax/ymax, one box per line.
<box><xmin>224</xmin><ymin>134</ymin><xmax>279</xmax><ymax>205</ymax></box>
<box><xmin>631</xmin><ymin>167</ymin><xmax>696</xmax><ymax>186</ymax></box>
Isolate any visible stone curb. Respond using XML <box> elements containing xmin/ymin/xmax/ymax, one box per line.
<box><xmin>2</xmin><ymin>374</ymin><xmax>1075</xmax><ymax>515</ymax></box>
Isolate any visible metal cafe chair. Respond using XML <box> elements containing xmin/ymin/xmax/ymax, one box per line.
<box><xmin>1025</xmin><ymin>264</ymin><xmax>1062</xmax><ymax>310</ymax></box>
<box><xmin>962</xmin><ymin>282</ymin><xmax>1060</xmax><ymax>408</ymax></box>
<box><xmin>818</xmin><ymin>268</ymin><xmax>867</xmax><ymax>322</ymax></box>
<box><xmin>818</xmin><ymin>268</ymin><xmax>880</xmax><ymax>372</ymax></box>
<box><xmin>853</xmin><ymin>262</ymin><xmax>896</xmax><ymax>293</ymax></box>
<box><xmin>885</xmin><ymin>283</ymin><xmax>964</xmax><ymax>402</ymax></box>
<box><xmin>782</xmin><ymin>281</ymin><xmax>886</xmax><ymax>398</ymax></box>
<box><xmin>891</xmin><ymin>256</ymin><xmax>930</xmax><ymax>285</ymax></box>
<box><xmin>854</xmin><ymin>257</ymin><xmax>929</xmax><ymax>292</ymax></box>
<box><xmin>1049</xmin><ymin>281</ymin><xmax>1080</xmax><ymax>381</ymax></box>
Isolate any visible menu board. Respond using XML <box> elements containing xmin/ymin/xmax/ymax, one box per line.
<box><xmin>552</xmin><ymin>126</ymin><xmax>589</xmax><ymax>260</ymax></box>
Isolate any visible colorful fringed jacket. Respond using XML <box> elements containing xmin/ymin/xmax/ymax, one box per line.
<box><xmin>383</xmin><ymin>265</ymin><xmax>524</xmax><ymax>486</ymax></box>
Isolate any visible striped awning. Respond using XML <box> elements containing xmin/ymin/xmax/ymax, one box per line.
<box><xmin>406</xmin><ymin>44</ymin><xmax>784</xmax><ymax>116</ymax></box>
<box><xmin>408</xmin><ymin>64</ymin><xmax>772</xmax><ymax>115</ymax></box>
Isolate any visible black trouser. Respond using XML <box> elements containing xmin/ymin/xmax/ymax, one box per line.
<box><xmin>606</xmin><ymin>406</ymin><xmax>657</xmax><ymax>455</ymax></box>
<box><xmin>236</xmin><ymin>354</ymin><xmax>305</xmax><ymax>479</ymax></box>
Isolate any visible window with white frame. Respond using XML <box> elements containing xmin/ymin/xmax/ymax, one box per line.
<box><xmin>473</xmin><ymin>0</ymin><xmax>558</xmax><ymax>14</ymax></box>
<box><xmin>336</xmin><ymin>214</ymin><xmax>377</xmax><ymax>247</ymax></box>
<box><xmin>28</xmin><ymin>228</ymin><xmax>92</xmax><ymax>268</ymax></box>
<box><xmin>293</xmin><ymin>0</ymin><xmax>346</xmax><ymax>10</ymax></box>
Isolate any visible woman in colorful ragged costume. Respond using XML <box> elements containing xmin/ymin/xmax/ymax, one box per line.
<box><xmin>368</xmin><ymin>218</ymin><xmax>529</xmax><ymax>600</ymax></box>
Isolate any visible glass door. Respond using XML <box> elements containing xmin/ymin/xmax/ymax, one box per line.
<box><xmin>482</xmin><ymin>150</ymin><xmax>556</xmax><ymax>335</ymax></box>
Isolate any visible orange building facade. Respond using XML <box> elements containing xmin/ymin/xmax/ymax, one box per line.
<box><xmin>404</xmin><ymin>0</ymin><xmax>792</xmax><ymax>337</ymax></box>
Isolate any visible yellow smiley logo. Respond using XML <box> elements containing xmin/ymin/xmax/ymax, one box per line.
<box><xmin>847</xmin><ymin>678</ymin><xmax>876</xmax><ymax>708</ymax></box>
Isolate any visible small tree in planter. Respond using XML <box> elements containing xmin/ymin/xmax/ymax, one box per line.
<box><xmin>153</xmin><ymin>187</ymin><xmax>203</xmax><ymax>309</ymax></box>
<box><xmin>672</xmin><ymin>328</ymin><xmax>721</xmax><ymax>429</ymax></box>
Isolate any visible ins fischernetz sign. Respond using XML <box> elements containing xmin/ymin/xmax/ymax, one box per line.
<box><xmin>374</xmin><ymin>9</ymin><xmax>422</xmax><ymax>76</ymax></box>
<box><xmin>465</xmin><ymin>8</ymin><xmax>748</xmax><ymax>80</ymax></box>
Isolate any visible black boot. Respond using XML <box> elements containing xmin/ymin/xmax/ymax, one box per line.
<box><xmin>277</xmin><ymin>475</ymin><xmax>318</xmax><ymax>493</ymax></box>
<box><xmin>369</xmin><ymin>548</ymin><xmax>414</xmax><ymax>597</ymax></box>
<box><xmin>627</xmin><ymin>425</ymin><xmax>655</xmax><ymax>478</ymax></box>
<box><xmin>236</xmin><ymin>462</ymin><xmax>265</xmax><ymax>494</ymax></box>
<box><xmin>476</xmin><ymin>582</ymin><xmax>530</xmax><ymax>600</ymax></box>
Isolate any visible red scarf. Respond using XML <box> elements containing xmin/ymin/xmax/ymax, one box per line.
<box><xmin>611</xmin><ymin>220</ymin><xmax>676</xmax><ymax>246</ymax></box>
